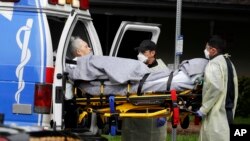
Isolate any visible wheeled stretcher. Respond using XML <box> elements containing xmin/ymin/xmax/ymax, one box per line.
<box><xmin>70</xmin><ymin>78</ymin><xmax>203</xmax><ymax>135</ymax></box>
<box><xmin>65</xmin><ymin>56</ymin><xmax>207</xmax><ymax>135</ymax></box>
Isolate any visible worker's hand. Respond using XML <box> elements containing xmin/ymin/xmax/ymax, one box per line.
<box><xmin>156</xmin><ymin>117</ymin><xmax>166</xmax><ymax>127</ymax></box>
<box><xmin>195</xmin><ymin>110</ymin><xmax>204</xmax><ymax>120</ymax></box>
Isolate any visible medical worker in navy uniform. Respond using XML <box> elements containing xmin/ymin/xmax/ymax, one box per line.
<box><xmin>121</xmin><ymin>40</ymin><xmax>168</xmax><ymax>141</ymax></box>
<box><xmin>136</xmin><ymin>40</ymin><xmax>168</xmax><ymax>72</ymax></box>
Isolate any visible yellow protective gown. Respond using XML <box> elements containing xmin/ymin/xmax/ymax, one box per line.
<box><xmin>199</xmin><ymin>54</ymin><xmax>238</xmax><ymax>141</ymax></box>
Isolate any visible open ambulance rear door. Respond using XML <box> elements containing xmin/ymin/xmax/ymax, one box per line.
<box><xmin>109</xmin><ymin>21</ymin><xmax>161</xmax><ymax>59</ymax></box>
<box><xmin>52</xmin><ymin>10</ymin><xmax>103</xmax><ymax>130</ymax></box>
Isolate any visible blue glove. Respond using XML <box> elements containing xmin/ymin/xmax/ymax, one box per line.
<box><xmin>156</xmin><ymin>117</ymin><xmax>166</xmax><ymax>127</ymax></box>
<box><xmin>195</xmin><ymin>110</ymin><xmax>204</xmax><ymax>118</ymax></box>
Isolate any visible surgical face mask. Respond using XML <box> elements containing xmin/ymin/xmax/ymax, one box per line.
<box><xmin>204</xmin><ymin>49</ymin><xmax>210</xmax><ymax>59</ymax></box>
<box><xmin>137</xmin><ymin>52</ymin><xmax>148</xmax><ymax>63</ymax></box>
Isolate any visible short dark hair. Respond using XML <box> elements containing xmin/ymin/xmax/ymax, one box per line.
<box><xmin>135</xmin><ymin>40</ymin><xmax>157</xmax><ymax>52</ymax></box>
<box><xmin>207</xmin><ymin>35</ymin><xmax>227</xmax><ymax>54</ymax></box>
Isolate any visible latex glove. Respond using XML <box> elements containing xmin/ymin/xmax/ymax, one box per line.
<box><xmin>195</xmin><ymin>110</ymin><xmax>204</xmax><ymax>118</ymax></box>
<box><xmin>156</xmin><ymin>117</ymin><xmax>166</xmax><ymax>127</ymax></box>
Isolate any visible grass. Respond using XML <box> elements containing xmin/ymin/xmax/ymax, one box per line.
<box><xmin>167</xmin><ymin>134</ymin><xmax>198</xmax><ymax>141</ymax></box>
<box><xmin>103</xmin><ymin>134</ymin><xmax>199</xmax><ymax>141</ymax></box>
<box><xmin>234</xmin><ymin>116</ymin><xmax>250</xmax><ymax>125</ymax></box>
<box><xmin>102</xmin><ymin>135</ymin><xmax>120</xmax><ymax>141</ymax></box>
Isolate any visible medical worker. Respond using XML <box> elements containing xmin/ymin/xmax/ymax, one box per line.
<box><xmin>136</xmin><ymin>40</ymin><xmax>168</xmax><ymax>72</ymax></box>
<box><xmin>121</xmin><ymin>40</ymin><xmax>168</xmax><ymax>141</ymax></box>
<box><xmin>196</xmin><ymin>35</ymin><xmax>238</xmax><ymax>141</ymax></box>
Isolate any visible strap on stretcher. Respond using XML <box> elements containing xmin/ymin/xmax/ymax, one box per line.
<box><xmin>167</xmin><ymin>71</ymin><xmax>174</xmax><ymax>91</ymax></box>
<box><xmin>137</xmin><ymin>71</ymin><xmax>174</xmax><ymax>95</ymax></box>
<box><xmin>109</xmin><ymin>95</ymin><xmax>117</xmax><ymax>136</ymax></box>
<box><xmin>137</xmin><ymin>73</ymin><xmax>150</xmax><ymax>96</ymax></box>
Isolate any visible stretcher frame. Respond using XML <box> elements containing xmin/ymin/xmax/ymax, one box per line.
<box><xmin>72</xmin><ymin>81</ymin><xmax>202</xmax><ymax>136</ymax></box>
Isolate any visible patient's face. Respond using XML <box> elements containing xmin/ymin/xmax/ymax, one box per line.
<box><xmin>78</xmin><ymin>41</ymin><xmax>92</xmax><ymax>56</ymax></box>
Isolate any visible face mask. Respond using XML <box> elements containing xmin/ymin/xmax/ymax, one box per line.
<box><xmin>137</xmin><ymin>52</ymin><xmax>148</xmax><ymax>63</ymax></box>
<box><xmin>204</xmin><ymin>49</ymin><xmax>210</xmax><ymax>59</ymax></box>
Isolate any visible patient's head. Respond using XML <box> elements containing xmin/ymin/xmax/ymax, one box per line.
<box><xmin>70</xmin><ymin>36</ymin><xmax>92</xmax><ymax>57</ymax></box>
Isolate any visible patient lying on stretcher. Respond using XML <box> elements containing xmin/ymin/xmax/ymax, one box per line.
<box><xmin>66</xmin><ymin>37</ymin><xmax>208</xmax><ymax>96</ymax></box>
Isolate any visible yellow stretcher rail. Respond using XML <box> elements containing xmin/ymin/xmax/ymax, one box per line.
<box><xmin>75</xmin><ymin>89</ymin><xmax>199</xmax><ymax>120</ymax></box>
<box><xmin>74</xmin><ymin>88</ymin><xmax>202</xmax><ymax>137</ymax></box>
<box><xmin>85</xmin><ymin>103</ymin><xmax>171</xmax><ymax>118</ymax></box>
<box><xmin>103</xmin><ymin>109</ymin><xmax>170</xmax><ymax>118</ymax></box>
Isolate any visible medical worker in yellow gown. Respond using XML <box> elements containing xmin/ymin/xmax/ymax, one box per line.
<box><xmin>196</xmin><ymin>35</ymin><xmax>238</xmax><ymax>141</ymax></box>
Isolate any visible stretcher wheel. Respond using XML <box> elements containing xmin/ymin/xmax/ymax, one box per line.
<box><xmin>101</xmin><ymin>118</ymin><xmax>122</xmax><ymax>135</ymax></box>
<box><xmin>102</xmin><ymin>124</ymin><xmax>110</xmax><ymax>135</ymax></box>
<box><xmin>180</xmin><ymin>115</ymin><xmax>190</xmax><ymax>129</ymax></box>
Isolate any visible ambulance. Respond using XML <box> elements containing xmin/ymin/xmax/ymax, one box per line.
<box><xmin>0</xmin><ymin>0</ymin><xmax>161</xmax><ymax>131</ymax></box>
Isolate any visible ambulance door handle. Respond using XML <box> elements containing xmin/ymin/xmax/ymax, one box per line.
<box><xmin>62</xmin><ymin>72</ymin><xmax>69</xmax><ymax>92</ymax></box>
<box><xmin>57</xmin><ymin>73</ymin><xmax>63</xmax><ymax>79</ymax></box>
<box><xmin>57</xmin><ymin>72</ymin><xmax>69</xmax><ymax>79</ymax></box>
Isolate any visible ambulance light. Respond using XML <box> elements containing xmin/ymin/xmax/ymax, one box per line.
<box><xmin>48</xmin><ymin>0</ymin><xmax>89</xmax><ymax>10</ymax></box>
<box><xmin>72</xmin><ymin>0</ymin><xmax>79</xmax><ymax>8</ymax></box>
<box><xmin>58</xmin><ymin>0</ymin><xmax>65</xmax><ymax>5</ymax></box>
<box><xmin>34</xmin><ymin>83</ymin><xmax>52</xmax><ymax>114</ymax></box>
<box><xmin>66</xmin><ymin>0</ymin><xmax>72</xmax><ymax>4</ymax></box>
<box><xmin>48</xmin><ymin>0</ymin><xmax>58</xmax><ymax>5</ymax></box>
<box><xmin>0</xmin><ymin>0</ymin><xmax>20</xmax><ymax>2</ymax></box>
<box><xmin>79</xmin><ymin>0</ymin><xmax>89</xmax><ymax>10</ymax></box>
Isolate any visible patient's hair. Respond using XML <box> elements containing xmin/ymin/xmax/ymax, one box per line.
<box><xmin>67</xmin><ymin>36</ymin><xmax>83</xmax><ymax>59</ymax></box>
<box><xmin>70</xmin><ymin>36</ymin><xmax>83</xmax><ymax>54</ymax></box>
